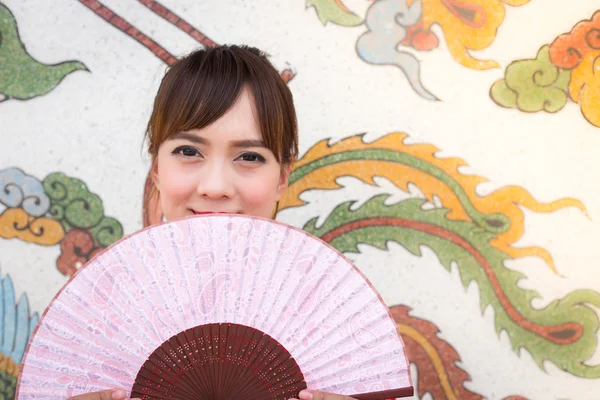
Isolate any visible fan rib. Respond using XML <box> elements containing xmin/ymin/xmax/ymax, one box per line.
<box><xmin>132</xmin><ymin>323</ymin><xmax>307</xmax><ymax>400</ymax></box>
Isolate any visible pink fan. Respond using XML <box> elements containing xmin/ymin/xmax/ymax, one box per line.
<box><xmin>16</xmin><ymin>214</ymin><xmax>413</xmax><ymax>399</ymax></box>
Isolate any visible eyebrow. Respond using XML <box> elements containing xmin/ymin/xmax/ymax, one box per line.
<box><xmin>171</xmin><ymin>132</ymin><xmax>266</xmax><ymax>148</ymax></box>
<box><xmin>231</xmin><ymin>139</ymin><xmax>266</xmax><ymax>149</ymax></box>
<box><xmin>171</xmin><ymin>132</ymin><xmax>208</xmax><ymax>144</ymax></box>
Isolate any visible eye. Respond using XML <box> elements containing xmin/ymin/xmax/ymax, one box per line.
<box><xmin>172</xmin><ymin>146</ymin><xmax>201</xmax><ymax>158</ymax></box>
<box><xmin>237</xmin><ymin>152</ymin><xmax>266</xmax><ymax>163</ymax></box>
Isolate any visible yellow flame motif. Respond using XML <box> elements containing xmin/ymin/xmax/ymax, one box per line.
<box><xmin>420</xmin><ymin>0</ymin><xmax>531</xmax><ymax>69</ymax></box>
<box><xmin>282</xmin><ymin>133</ymin><xmax>585</xmax><ymax>274</ymax></box>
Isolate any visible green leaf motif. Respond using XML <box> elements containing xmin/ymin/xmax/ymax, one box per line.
<box><xmin>306</xmin><ymin>0</ymin><xmax>363</xmax><ymax>27</ymax></box>
<box><xmin>305</xmin><ymin>195</ymin><xmax>600</xmax><ymax>378</ymax></box>
<box><xmin>0</xmin><ymin>3</ymin><xmax>87</xmax><ymax>101</ymax></box>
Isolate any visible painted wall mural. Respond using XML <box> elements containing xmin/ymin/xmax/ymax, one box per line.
<box><xmin>281</xmin><ymin>132</ymin><xmax>598</xmax><ymax>380</ymax></box>
<box><xmin>308</xmin><ymin>0</ymin><xmax>532</xmax><ymax>100</ymax></box>
<box><xmin>391</xmin><ymin>305</ymin><xmax>498</xmax><ymax>400</ymax></box>
<box><xmin>0</xmin><ymin>168</ymin><xmax>124</xmax><ymax>276</ymax></box>
<box><xmin>77</xmin><ymin>0</ymin><xmax>295</xmax><ymax>82</ymax></box>
<box><xmin>491</xmin><ymin>10</ymin><xmax>600</xmax><ymax>127</ymax></box>
<box><xmin>0</xmin><ymin>271</ymin><xmax>38</xmax><ymax>400</ymax></box>
<box><xmin>2</xmin><ymin>0</ymin><xmax>599</xmax><ymax>399</ymax></box>
<box><xmin>0</xmin><ymin>3</ymin><xmax>87</xmax><ymax>102</ymax></box>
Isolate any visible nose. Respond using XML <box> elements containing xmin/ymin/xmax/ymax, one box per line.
<box><xmin>196</xmin><ymin>159</ymin><xmax>234</xmax><ymax>200</ymax></box>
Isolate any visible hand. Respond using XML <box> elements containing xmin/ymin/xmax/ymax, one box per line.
<box><xmin>290</xmin><ymin>389</ymin><xmax>356</xmax><ymax>400</ymax></box>
<box><xmin>67</xmin><ymin>389</ymin><xmax>140</xmax><ymax>400</ymax></box>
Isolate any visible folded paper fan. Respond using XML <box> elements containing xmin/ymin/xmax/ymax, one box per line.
<box><xmin>16</xmin><ymin>214</ymin><xmax>414</xmax><ymax>400</ymax></box>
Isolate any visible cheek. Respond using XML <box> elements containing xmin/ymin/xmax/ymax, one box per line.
<box><xmin>240</xmin><ymin>183</ymin><xmax>273</xmax><ymax>205</ymax></box>
<box><xmin>161</xmin><ymin>179</ymin><xmax>194</xmax><ymax>201</ymax></box>
<box><xmin>237</xmin><ymin>171</ymin><xmax>280</xmax><ymax>210</ymax></box>
<box><xmin>157</xmin><ymin>162</ymin><xmax>195</xmax><ymax>206</ymax></box>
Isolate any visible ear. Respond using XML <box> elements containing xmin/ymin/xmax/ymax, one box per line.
<box><xmin>275</xmin><ymin>162</ymin><xmax>293</xmax><ymax>201</ymax></box>
<box><xmin>151</xmin><ymin>160</ymin><xmax>160</xmax><ymax>191</ymax></box>
<box><xmin>144</xmin><ymin>162</ymin><xmax>163</xmax><ymax>227</ymax></box>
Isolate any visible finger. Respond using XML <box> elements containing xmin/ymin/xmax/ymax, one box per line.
<box><xmin>68</xmin><ymin>389</ymin><xmax>126</xmax><ymax>400</ymax></box>
<box><xmin>298</xmin><ymin>389</ymin><xmax>355</xmax><ymax>400</ymax></box>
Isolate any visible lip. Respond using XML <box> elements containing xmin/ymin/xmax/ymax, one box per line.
<box><xmin>191</xmin><ymin>210</ymin><xmax>240</xmax><ymax>215</ymax></box>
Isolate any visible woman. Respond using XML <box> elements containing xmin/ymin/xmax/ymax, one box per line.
<box><xmin>70</xmin><ymin>45</ymin><xmax>356</xmax><ymax>400</ymax></box>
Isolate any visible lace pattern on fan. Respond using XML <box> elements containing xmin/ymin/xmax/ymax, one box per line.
<box><xmin>17</xmin><ymin>215</ymin><xmax>412</xmax><ymax>399</ymax></box>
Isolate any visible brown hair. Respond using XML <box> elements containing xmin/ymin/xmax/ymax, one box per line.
<box><xmin>145</xmin><ymin>44</ymin><xmax>298</xmax><ymax>166</ymax></box>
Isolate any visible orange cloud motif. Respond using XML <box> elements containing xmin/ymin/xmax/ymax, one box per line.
<box><xmin>0</xmin><ymin>208</ymin><xmax>64</xmax><ymax>245</ymax></box>
<box><xmin>549</xmin><ymin>10</ymin><xmax>600</xmax><ymax>127</ymax></box>
<box><xmin>549</xmin><ymin>11</ymin><xmax>600</xmax><ymax>69</ymax></box>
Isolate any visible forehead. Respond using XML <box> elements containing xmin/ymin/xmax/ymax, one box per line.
<box><xmin>188</xmin><ymin>88</ymin><xmax>261</xmax><ymax>142</ymax></box>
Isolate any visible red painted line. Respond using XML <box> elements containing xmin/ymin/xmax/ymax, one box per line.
<box><xmin>322</xmin><ymin>217</ymin><xmax>583</xmax><ymax>345</ymax></box>
<box><xmin>79</xmin><ymin>0</ymin><xmax>177</xmax><ymax>65</ymax></box>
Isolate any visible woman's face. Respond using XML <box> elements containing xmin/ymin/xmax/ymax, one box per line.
<box><xmin>152</xmin><ymin>87</ymin><xmax>291</xmax><ymax>221</ymax></box>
